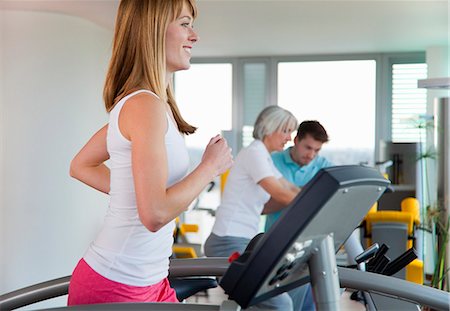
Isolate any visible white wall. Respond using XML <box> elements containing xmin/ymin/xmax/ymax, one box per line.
<box><xmin>0</xmin><ymin>10</ymin><xmax>112</xmax><ymax>307</ymax></box>
<box><xmin>0</xmin><ymin>10</ymin><xmax>5</xmax><ymax>290</ymax></box>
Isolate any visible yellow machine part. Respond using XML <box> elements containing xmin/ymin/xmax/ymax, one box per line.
<box><xmin>173</xmin><ymin>218</ymin><xmax>200</xmax><ymax>258</ymax></box>
<box><xmin>220</xmin><ymin>169</ymin><xmax>230</xmax><ymax>195</ymax></box>
<box><xmin>172</xmin><ymin>246</ymin><xmax>198</xmax><ymax>259</ymax></box>
<box><xmin>363</xmin><ymin>197</ymin><xmax>423</xmax><ymax>284</ymax></box>
<box><xmin>406</xmin><ymin>259</ymin><xmax>424</xmax><ymax>285</ymax></box>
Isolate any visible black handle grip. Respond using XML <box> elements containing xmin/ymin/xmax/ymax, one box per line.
<box><xmin>355</xmin><ymin>243</ymin><xmax>379</xmax><ymax>264</ymax></box>
<box><xmin>383</xmin><ymin>248</ymin><xmax>418</xmax><ymax>276</ymax></box>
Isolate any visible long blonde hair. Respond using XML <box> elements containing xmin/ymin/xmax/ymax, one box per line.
<box><xmin>103</xmin><ymin>0</ymin><xmax>197</xmax><ymax>134</ymax></box>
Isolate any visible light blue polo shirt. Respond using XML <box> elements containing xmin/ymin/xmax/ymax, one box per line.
<box><xmin>264</xmin><ymin>147</ymin><xmax>333</xmax><ymax>231</ymax></box>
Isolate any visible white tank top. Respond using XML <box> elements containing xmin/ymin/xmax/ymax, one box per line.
<box><xmin>84</xmin><ymin>90</ymin><xmax>190</xmax><ymax>286</ymax></box>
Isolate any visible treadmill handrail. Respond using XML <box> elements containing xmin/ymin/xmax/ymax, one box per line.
<box><xmin>339</xmin><ymin>267</ymin><xmax>450</xmax><ymax>311</ymax></box>
<box><xmin>2</xmin><ymin>259</ymin><xmax>450</xmax><ymax>311</ymax></box>
<box><xmin>169</xmin><ymin>257</ymin><xmax>229</xmax><ymax>277</ymax></box>
<box><xmin>0</xmin><ymin>275</ymin><xmax>70</xmax><ymax>311</ymax></box>
<box><xmin>0</xmin><ymin>258</ymin><xmax>230</xmax><ymax>311</ymax></box>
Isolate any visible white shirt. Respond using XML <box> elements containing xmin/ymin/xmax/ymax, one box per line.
<box><xmin>212</xmin><ymin>139</ymin><xmax>282</xmax><ymax>239</ymax></box>
<box><xmin>84</xmin><ymin>90</ymin><xmax>190</xmax><ymax>286</ymax></box>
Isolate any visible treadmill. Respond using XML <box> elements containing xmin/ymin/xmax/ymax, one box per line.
<box><xmin>1</xmin><ymin>165</ymin><xmax>449</xmax><ymax>310</ymax></box>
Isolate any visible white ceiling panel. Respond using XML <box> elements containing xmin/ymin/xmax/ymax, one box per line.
<box><xmin>0</xmin><ymin>0</ymin><xmax>448</xmax><ymax>57</ymax></box>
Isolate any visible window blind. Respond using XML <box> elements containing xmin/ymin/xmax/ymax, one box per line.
<box><xmin>391</xmin><ymin>63</ymin><xmax>428</xmax><ymax>143</ymax></box>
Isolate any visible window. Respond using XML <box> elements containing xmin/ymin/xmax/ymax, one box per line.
<box><xmin>391</xmin><ymin>63</ymin><xmax>428</xmax><ymax>143</ymax></box>
<box><xmin>175</xmin><ymin>63</ymin><xmax>233</xmax><ymax>165</ymax></box>
<box><xmin>174</xmin><ymin>63</ymin><xmax>233</xmax><ymax>240</ymax></box>
<box><xmin>278</xmin><ymin>60</ymin><xmax>377</xmax><ymax>165</ymax></box>
<box><xmin>172</xmin><ymin>54</ymin><xmax>425</xmax><ymax>243</ymax></box>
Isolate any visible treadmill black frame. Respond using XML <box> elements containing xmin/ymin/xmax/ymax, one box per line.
<box><xmin>219</xmin><ymin>165</ymin><xmax>390</xmax><ymax>308</ymax></box>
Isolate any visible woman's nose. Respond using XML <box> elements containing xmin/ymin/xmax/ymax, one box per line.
<box><xmin>189</xmin><ymin>29</ymin><xmax>199</xmax><ymax>43</ymax></box>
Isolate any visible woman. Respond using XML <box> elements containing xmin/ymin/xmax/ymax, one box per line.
<box><xmin>67</xmin><ymin>0</ymin><xmax>233</xmax><ymax>305</ymax></box>
<box><xmin>204</xmin><ymin>105</ymin><xmax>299</xmax><ymax>311</ymax></box>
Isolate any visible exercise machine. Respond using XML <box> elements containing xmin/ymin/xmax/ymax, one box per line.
<box><xmin>1</xmin><ymin>165</ymin><xmax>449</xmax><ymax>310</ymax></box>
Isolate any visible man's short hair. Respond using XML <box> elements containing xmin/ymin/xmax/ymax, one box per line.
<box><xmin>296</xmin><ymin>120</ymin><xmax>329</xmax><ymax>143</ymax></box>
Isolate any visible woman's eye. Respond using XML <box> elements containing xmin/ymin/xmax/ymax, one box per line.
<box><xmin>181</xmin><ymin>23</ymin><xmax>191</xmax><ymax>28</ymax></box>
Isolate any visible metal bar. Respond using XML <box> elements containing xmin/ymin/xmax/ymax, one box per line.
<box><xmin>0</xmin><ymin>276</ymin><xmax>70</xmax><ymax>310</ymax></box>
<box><xmin>169</xmin><ymin>258</ymin><xmax>230</xmax><ymax>277</ymax></box>
<box><xmin>47</xmin><ymin>302</ymin><xmax>221</xmax><ymax>310</ymax></box>
<box><xmin>437</xmin><ymin>97</ymin><xmax>450</xmax><ymax>289</ymax></box>
<box><xmin>339</xmin><ymin>267</ymin><xmax>450</xmax><ymax>310</ymax></box>
<box><xmin>309</xmin><ymin>234</ymin><xmax>341</xmax><ymax>311</ymax></box>
<box><xmin>2</xmin><ymin>258</ymin><xmax>450</xmax><ymax>310</ymax></box>
<box><xmin>0</xmin><ymin>258</ymin><xmax>230</xmax><ymax>310</ymax></box>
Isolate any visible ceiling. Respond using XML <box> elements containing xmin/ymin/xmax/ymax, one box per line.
<box><xmin>0</xmin><ymin>0</ymin><xmax>448</xmax><ymax>57</ymax></box>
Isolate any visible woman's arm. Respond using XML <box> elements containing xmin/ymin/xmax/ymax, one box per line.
<box><xmin>259</xmin><ymin>176</ymin><xmax>300</xmax><ymax>208</ymax></box>
<box><xmin>279</xmin><ymin>177</ymin><xmax>300</xmax><ymax>193</ymax></box>
<box><xmin>262</xmin><ymin>197</ymin><xmax>285</xmax><ymax>214</ymax></box>
<box><xmin>121</xmin><ymin>93</ymin><xmax>232</xmax><ymax>232</ymax></box>
<box><xmin>69</xmin><ymin>124</ymin><xmax>110</xmax><ymax>194</ymax></box>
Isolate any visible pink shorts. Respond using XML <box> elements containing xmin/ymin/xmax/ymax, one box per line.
<box><xmin>67</xmin><ymin>259</ymin><xmax>178</xmax><ymax>306</ymax></box>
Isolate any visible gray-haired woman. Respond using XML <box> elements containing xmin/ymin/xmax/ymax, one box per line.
<box><xmin>204</xmin><ymin>105</ymin><xmax>300</xmax><ymax>311</ymax></box>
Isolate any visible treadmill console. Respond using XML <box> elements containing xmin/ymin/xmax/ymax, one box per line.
<box><xmin>219</xmin><ymin>165</ymin><xmax>390</xmax><ymax>308</ymax></box>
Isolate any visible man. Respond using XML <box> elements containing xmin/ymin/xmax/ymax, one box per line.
<box><xmin>264</xmin><ymin>120</ymin><xmax>363</xmax><ymax>311</ymax></box>
<box><xmin>262</xmin><ymin>121</ymin><xmax>332</xmax><ymax>311</ymax></box>
<box><xmin>265</xmin><ymin>120</ymin><xmax>332</xmax><ymax>230</ymax></box>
